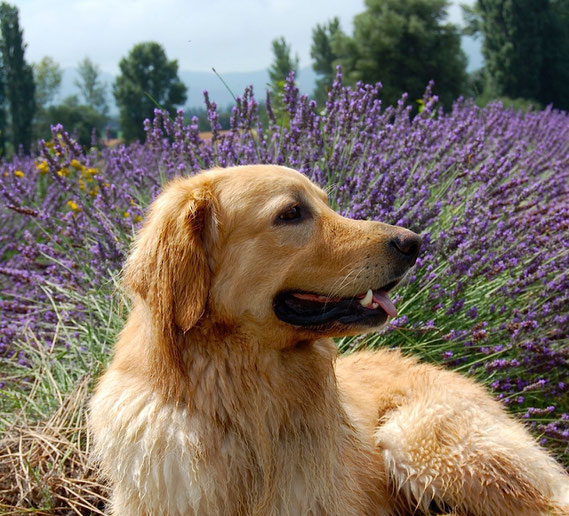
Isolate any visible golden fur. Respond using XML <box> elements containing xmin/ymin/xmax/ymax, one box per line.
<box><xmin>89</xmin><ymin>165</ymin><xmax>569</xmax><ymax>515</ymax></box>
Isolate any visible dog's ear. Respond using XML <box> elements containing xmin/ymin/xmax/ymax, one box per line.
<box><xmin>123</xmin><ymin>179</ymin><xmax>213</xmax><ymax>338</ymax></box>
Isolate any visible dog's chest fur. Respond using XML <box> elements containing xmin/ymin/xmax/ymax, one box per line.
<box><xmin>90</xmin><ymin>341</ymin><xmax>383</xmax><ymax>516</ymax></box>
<box><xmin>92</xmin><ymin>390</ymin><xmax>324</xmax><ymax>514</ymax></box>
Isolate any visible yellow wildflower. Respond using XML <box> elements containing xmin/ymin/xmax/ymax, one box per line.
<box><xmin>36</xmin><ymin>161</ymin><xmax>49</xmax><ymax>174</ymax></box>
<box><xmin>123</xmin><ymin>211</ymin><xmax>130</xmax><ymax>218</ymax></box>
<box><xmin>79</xmin><ymin>179</ymin><xmax>85</xmax><ymax>191</ymax></box>
<box><xmin>67</xmin><ymin>200</ymin><xmax>80</xmax><ymax>212</ymax></box>
<box><xmin>134</xmin><ymin>215</ymin><xmax>142</xmax><ymax>223</ymax></box>
<box><xmin>89</xmin><ymin>186</ymin><xmax>99</xmax><ymax>198</ymax></box>
<box><xmin>82</xmin><ymin>167</ymin><xmax>98</xmax><ymax>179</ymax></box>
<box><xmin>14</xmin><ymin>170</ymin><xmax>24</xmax><ymax>177</ymax></box>
<box><xmin>57</xmin><ymin>168</ymin><xmax>70</xmax><ymax>177</ymax></box>
<box><xmin>71</xmin><ymin>159</ymin><xmax>84</xmax><ymax>170</ymax></box>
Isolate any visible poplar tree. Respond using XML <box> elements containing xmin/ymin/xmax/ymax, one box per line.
<box><xmin>75</xmin><ymin>57</ymin><xmax>108</xmax><ymax>115</ymax></box>
<box><xmin>34</xmin><ymin>56</ymin><xmax>62</xmax><ymax>109</ymax></box>
<box><xmin>0</xmin><ymin>2</ymin><xmax>35</xmax><ymax>153</ymax></box>
<box><xmin>0</xmin><ymin>56</ymin><xmax>5</xmax><ymax>154</ymax></box>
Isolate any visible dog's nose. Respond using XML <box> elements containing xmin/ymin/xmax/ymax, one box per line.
<box><xmin>389</xmin><ymin>232</ymin><xmax>422</xmax><ymax>265</ymax></box>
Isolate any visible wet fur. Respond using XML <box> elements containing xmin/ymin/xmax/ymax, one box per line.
<box><xmin>90</xmin><ymin>165</ymin><xmax>569</xmax><ymax>515</ymax></box>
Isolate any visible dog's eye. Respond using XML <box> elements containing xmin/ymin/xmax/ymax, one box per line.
<box><xmin>278</xmin><ymin>204</ymin><xmax>302</xmax><ymax>222</ymax></box>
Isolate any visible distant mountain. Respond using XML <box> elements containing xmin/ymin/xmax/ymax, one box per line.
<box><xmin>56</xmin><ymin>66</ymin><xmax>318</xmax><ymax>115</ymax></box>
<box><xmin>181</xmin><ymin>68</ymin><xmax>318</xmax><ymax>109</ymax></box>
<box><xmin>55</xmin><ymin>33</ymin><xmax>482</xmax><ymax>114</ymax></box>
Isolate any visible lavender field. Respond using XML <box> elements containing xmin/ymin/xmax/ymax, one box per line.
<box><xmin>1</xmin><ymin>71</ymin><xmax>569</xmax><ymax>510</ymax></box>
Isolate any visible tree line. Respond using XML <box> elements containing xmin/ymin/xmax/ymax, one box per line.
<box><xmin>1</xmin><ymin>0</ymin><xmax>568</xmax><ymax>155</ymax></box>
<box><xmin>273</xmin><ymin>0</ymin><xmax>569</xmax><ymax>112</ymax></box>
<box><xmin>0</xmin><ymin>2</ymin><xmax>187</xmax><ymax>153</ymax></box>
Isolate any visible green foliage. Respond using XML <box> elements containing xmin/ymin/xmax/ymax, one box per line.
<box><xmin>33</xmin><ymin>56</ymin><xmax>62</xmax><ymax>110</ymax></box>
<box><xmin>467</xmin><ymin>0</ymin><xmax>569</xmax><ymax>111</ymax></box>
<box><xmin>113</xmin><ymin>42</ymin><xmax>187</xmax><ymax>143</ymax></box>
<box><xmin>333</xmin><ymin>0</ymin><xmax>467</xmax><ymax>108</ymax></box>
<box><xmin>310</xmin><ymin>17</ymin><xmax>342</xmax><ymax>105</ymax></box>
<box><xmin>464</xmin><ymin>67</ymin><xmax>487</xmax><ymax>98</ymax></box>
<box><xmin>0</xmin><ymin>42</ymin><xmax>5</xmax><ymax>155</ymax></box>
<box><xmin>539</xmin><ymin>0</ymin><xmax>569</xmax><ymax>110</ymax></box>
<box><xmin>268</xmin><ymin>37</ymin><xmax>299</xmax><ymax>93</ymax></box>
<box><xmin>33</xmin><ymin>58</ymin><xmax>109</xmax><ymax>148</ymax></box>
<box><xmin>480</xmin><ymin>1</ymin><xmax>546</xmax><ymax>99</ymax></box>
<box><xmin>267</xmin><ymin>37</ymin><xmax>299</xmax><ymax>124</ymax></box>
<box><xmin>75</xmin><ymin>57</ymin><xmax>108</xmax><ymax>116</ymax></box>
<box><xmin>0</xmin><ymin>2</ymin><xmax>35</xmax><ymax>153</ymax></box>
<box><xmin>461</xmin><ymin>2</ymin><xmax>482</xmax><ymax>37</ymax></box>
<box><xmin>37</xmin><ymin>95</ymin><xmax>106</xmax><ymax>148</ymax></box>
<box><xmin>476</xmin><ymin>93</ymin><xmax>543</xmax><ymax>113</ymax></box>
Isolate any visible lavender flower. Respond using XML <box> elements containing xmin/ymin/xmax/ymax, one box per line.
<box><xmin>1</xmin><ymin>69</ymin><xmax>568</xmax><ymax>461</ymax></box>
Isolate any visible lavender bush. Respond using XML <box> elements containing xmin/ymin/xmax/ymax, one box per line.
<box><xmin>1</xmin><ymin>70</ymin><xmax>568</xmax><ymax>461</ymax></box>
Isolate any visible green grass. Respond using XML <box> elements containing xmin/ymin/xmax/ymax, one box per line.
<box><xmin>0</xmin><ymin>276</ymin><xmax>125</xmax><ymax>513</ymax></box>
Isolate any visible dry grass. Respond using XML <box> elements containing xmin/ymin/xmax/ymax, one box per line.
<box><xmin>0</xmin><ymin>375</ymin><xmax>108</xmax><ymax>515</ymax></box>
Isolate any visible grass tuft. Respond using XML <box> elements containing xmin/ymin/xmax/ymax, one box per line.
<box><xmin>0</xmin><ymin>375</ymin><xmax>108</xmax><ymax>514</ymax></box>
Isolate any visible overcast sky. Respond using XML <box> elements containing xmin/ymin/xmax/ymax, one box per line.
<box><xmin>14</xmin><ymin>0</ymin><xmax>477</xmax><ymax>74</ymax></box>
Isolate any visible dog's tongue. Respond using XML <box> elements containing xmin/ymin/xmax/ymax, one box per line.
<box><xmin>372</xmin><ymin>290</ymin><xmax>397</xmax><ymax>318</ymax></box>
<box><xmin>290</xmin><ymin>289</ymin><xmax>397</xmax><ymax>318</ymax></box>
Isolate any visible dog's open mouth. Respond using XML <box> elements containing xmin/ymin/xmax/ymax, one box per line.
<box><xmin>274</xmin><ymin>280</ymin><xmax>400</xmax><ymax>328</ymax></box>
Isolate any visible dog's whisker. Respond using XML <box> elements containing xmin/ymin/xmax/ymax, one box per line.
<box><xmin>320</xmin><ymin>266</ymin><xmax>368</xmax><ymax>311</ymax></box>
<box><xmin>329</xmin><ymin>266</ymin><xmax>366</xmax><ymax>297</ymax></box>
<box><xmin>323</xmin><ymin>269</ymin><xmax>360</xmax><ymax>303</ymax></box>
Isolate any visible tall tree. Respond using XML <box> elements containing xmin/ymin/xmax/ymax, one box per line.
<box><xmin>0</xmin><ymin>50</ymin><xmax>5</xmax><ymax>154</ymax></box>
<box><xmin>310</xmin><ymin>17</ymin><xmax>342</xmax><ymax>105</ymax></box>
<box><xmin>75</xmin><ymin>57</ymin><xmax>108</xmax><ymax>115</ymax></box>
<box><xmin>0</xmin><ymin>2</ymin><xmax>35</xmax><ymax>153</ymax></box>
<box><xmin>540</xmin><ymin>0</ymin><xmax>569</xmax><ymax>110</ymax></box>
<box><xmin>465</xmin><ymin>0</ymin><xmax>569</xmax><ymax>110</ymax></box>
<box><xmin>114</xmin><ymin>42</ymin><xmax>187</xmax><ymax>142</ymax></box>
<box><xmin>33</xmin><ymin>56</ymin><xmax>62</xmax><ymax>109</ymax></box>
<box><xmin>334</xmin><ymin>0</ymin><xmax>466</xmax><ymax>108</ymax></box>
<box><xmin>268</xmin><ymin>37</ymin><xmax>299</xmax><ymax>93</ymax></box>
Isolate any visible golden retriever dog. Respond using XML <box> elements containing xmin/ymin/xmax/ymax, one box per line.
<box><xmin>89</xmin><ymin>165</ymin><xmax>569</xmax><ymax>515</ymax></box>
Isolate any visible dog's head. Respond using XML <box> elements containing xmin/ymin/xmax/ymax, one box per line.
<box><xmin>124</xmin><ymin>165</ymin><xmax>421</xmax><ymax>347</ymax></box>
